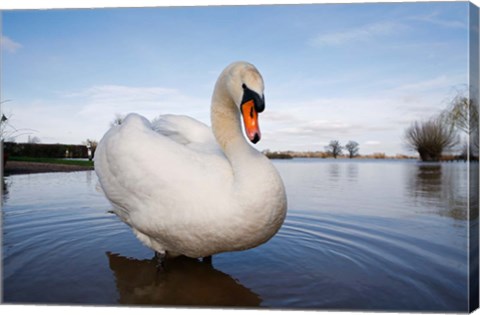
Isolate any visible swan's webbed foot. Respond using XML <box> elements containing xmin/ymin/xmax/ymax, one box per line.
<box><xmin>202</xmin><ymin>255</ymin><xmax>212</xmax><ymax>264</ymax></box>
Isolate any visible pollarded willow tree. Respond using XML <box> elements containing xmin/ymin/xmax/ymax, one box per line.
<box><xmin>405</xmin><ymin>118</ymin><xmax>458</xmax><ymax>162</ymax></box>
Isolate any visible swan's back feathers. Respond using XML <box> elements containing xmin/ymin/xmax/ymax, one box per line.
<box><xmin>151</xmin><ymin>114</ymin><xmax>222</xmax><ymax>155</ymax></box>
<box><xmin>151</xmin><ymin>114</ymin><xmax>205</xmax><ymax>145</ymax></box>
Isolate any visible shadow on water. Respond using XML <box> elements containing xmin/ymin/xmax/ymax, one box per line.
<box><xmin>106</xmin><ymin>252</ymin><xmax>262</xmax><ymax>307</ymax></box>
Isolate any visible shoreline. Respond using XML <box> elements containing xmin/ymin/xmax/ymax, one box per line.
<box><xmin>3</xmin><ymin>161</ymin><xmax>94</xmax><ymax>176</ymax></box>
<box><xmin>2</xmin><ymin>157</ymin><xmax>472</xmax><ymax>176</ymax></box>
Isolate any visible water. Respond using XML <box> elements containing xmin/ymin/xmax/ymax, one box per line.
<box><xmin>1</xmin><ymin>159</ymin><xmax>475</xmax><ymax>311</ymax></box>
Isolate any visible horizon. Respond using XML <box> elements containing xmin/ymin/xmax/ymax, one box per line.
<box><xmin>1</xmin><ymin>2</ymin><xmax>472</xmax><ymax>156</ymax></box>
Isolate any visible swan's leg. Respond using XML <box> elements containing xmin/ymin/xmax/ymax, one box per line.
<box><xmin>155</xmin><ymin>251</ymin><xmax>167</xmax><ymax>270</ymax></box>
<box><xmin>202</xmin><ymin>255</ymin><xmax>212</xmax><ymax>264</ymax></box>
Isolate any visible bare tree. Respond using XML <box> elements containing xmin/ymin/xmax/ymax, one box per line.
<box><xmin>441</xmin><ymin>94</ymin><xmax>478</xmax><ymax>134</ymax></box>
<box><xmin>405</xmin><ymin>118</ymin><xmax>458</xmax><ymax>162</ymax></box>
<box><xmin>345</xmin><ymin>141</ymin><xmax>359</xmax><ymax>159</ymax></box>
<box><xmin>1</xmin><ymin>104</ymin><xmax>36</xmax><ymax>142</ymax></box>
<box><xmin>441</xmin><ymin>94</ymin><xmax>479</xmax><ymax>159</ymax></box>
<box><xmin>325</xmin><ymin>140</ymin><xmax>343</xmax><ymax>159</ymax></box>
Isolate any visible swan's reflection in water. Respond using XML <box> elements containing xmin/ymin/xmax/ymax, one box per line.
<box><xmin>106</xmin><ymin>252</ymin><xmax>262</xmax><ymax>307</ymax></box>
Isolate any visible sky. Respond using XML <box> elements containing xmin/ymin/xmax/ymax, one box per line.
<box><xmin>0</xmin><ymin>1</ymin><xmax>474</xmax><ymax>155</ymax></box>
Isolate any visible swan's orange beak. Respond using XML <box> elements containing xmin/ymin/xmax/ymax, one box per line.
<box><xmin>241</xmin><ymin>99</ymin><xmax>261</xmax><ymax>144</ymax></box>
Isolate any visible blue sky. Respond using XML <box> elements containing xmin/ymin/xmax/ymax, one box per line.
<box><xmin>1</xmin><ymin>2</ymin><xmax>472</xmax><ymax>155</ymax></box>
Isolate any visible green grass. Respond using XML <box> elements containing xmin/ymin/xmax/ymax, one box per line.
<box><xmin>9</xmin><ymin>156</ymin><xmax>94</xmax><ymax>167</ymax></box>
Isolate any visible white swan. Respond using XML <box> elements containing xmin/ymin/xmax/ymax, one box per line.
<box><xmin>94</xmin><ymin>62</ymin><xmax>287</xmax><ymax>259</ymax></box>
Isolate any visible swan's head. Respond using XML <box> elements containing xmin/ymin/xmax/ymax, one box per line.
<box><xmin>224</xmin><ymin>62</ymin><xmax>265</xmax><ymax>144</ymax></box>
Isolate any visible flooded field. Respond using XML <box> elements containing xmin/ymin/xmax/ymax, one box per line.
<box><xmin>2</xmin><ymin>159</ymin><xmax>475</xmax><ymax>311</ymax></box>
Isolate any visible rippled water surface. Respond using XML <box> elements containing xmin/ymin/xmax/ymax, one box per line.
<box><xmin>2</xmin><ymin>159</ymin><xmax>475</xmax><ymax>311</ymax></box>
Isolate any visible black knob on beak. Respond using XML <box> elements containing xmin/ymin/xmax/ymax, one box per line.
<box><xmin>242</xmin><ymin>84</ymin><xmax>265</xmax><ymax>113</ymax></box>
<box><xmin>252</xmin><ymin>133</ymin><xmax>260</xmax><ymax>144</ymax></box>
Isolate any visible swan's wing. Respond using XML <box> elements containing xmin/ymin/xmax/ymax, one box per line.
<box><xmin>94</xmin><ymin>113</ymin><xmax>232</xmax><ymax>224</ymax></box>
<box><xmin>151</xmin><ymin>114</ymin><xmax>222</xmax><ymax>155</ymax></box>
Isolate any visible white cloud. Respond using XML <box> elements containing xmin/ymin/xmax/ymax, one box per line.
<box><xmin>365</xmin><ymin>140</ymin><xmax>381</xmax><ymax>146</ymax></box>
<box><xmin>390</xmin><ymin>75</ymin><xmax>454</xmax><ymax>93</ymax></box>
<box><xmin>298</xmin><ymin>120</ymin><xmax>355</xmax><ymax>134</ymax></box>
<box><xmin>72</xmin><ymin>84</ymin><xmax>210</xmax><ymax>124</ymax></box>
<box><xmin>309</xmin><ymin>21</ymin><xmax>406</xmax><ymax>47</ymax></box>
<box><xmin>1</xmin><ymin>35</ymin><xmax>22</xmax><ymax>53</ymax></box>
<box><xmin>408</xmin><ymin>11</ymin><xmax>467</xmax><ymax>29</ymax></box>
<box><xmin>6</xmin><ymin>84</ymin><xmax>211</xmax><ymax>145</ymax></box>
<box><xmin>263</xmin><ymin>110</ymin><xmax>302</xmax><ymax>123</ymax></box>
<box><xmin>309</xmin><ymin>10</ymin><xmax>467</xmax><ymax>50</ymax></box>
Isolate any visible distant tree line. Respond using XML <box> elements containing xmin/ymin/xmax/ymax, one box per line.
<box><xmin>324</xmin><ymin>140</ymin><xmax>360</xmax><ymax>159</ymax></box>
<box><xmin>4</xmin><ymin>142</ymin><xmax>88</xmax><ymax>158</ymax></box>
<box><xmin>263</xmin><ymin>149</ymin><xmax>404</xmax><ymax>160</ymax></box>
<box><xmin>264</xmin><ymin>140</ymin><xmax>362</xmax><ymax>159</ymax></box>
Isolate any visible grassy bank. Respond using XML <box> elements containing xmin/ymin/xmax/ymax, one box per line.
<box><xmin>8</xmin><ymin>156</ymin><xmax>94</xmax><ymax>167</ymax></box>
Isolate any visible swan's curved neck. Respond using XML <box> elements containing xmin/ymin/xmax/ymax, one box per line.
<box><xmin>210</xmin><ymin>74</ymin><xmax>274</xmax><ymax>207</ymax></box>
<box><xmin>210</xmin><ymin>75</ymin><xmax>256</xmax><ymax>160</ymax></box>
<box><xmin>210</xmin><ymin>70</ymin><xmax>285</xmax><ymax>232</ymax></box>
